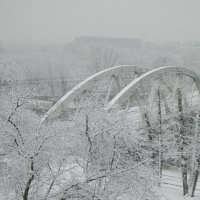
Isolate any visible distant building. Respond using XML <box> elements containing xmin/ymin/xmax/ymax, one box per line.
<box><xmin>75</xmin><ymin>36</ymin><xmax>142</xmax><ymax>48</ymax></box>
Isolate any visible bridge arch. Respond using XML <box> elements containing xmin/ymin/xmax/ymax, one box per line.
<box><xmin>41</xmin><ymin>65</ymin><xmax>147</xmax><ymax>122</ymax></box>
<box><xmin>106</xmin><ymin>66</ymin><xmax>200</xmax><ymax>110</ymax></box>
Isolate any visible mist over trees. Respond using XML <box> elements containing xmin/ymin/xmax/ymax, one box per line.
<box><xmin>1</xmin><ymin>39</ymin><xmax>200</xmax><ymax>82</ymax></box>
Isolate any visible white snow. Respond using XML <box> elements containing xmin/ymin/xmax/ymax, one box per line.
<box><xmin>160</xmin><ymin>170</ymin><xmax>200</xmax><ymax>200</ymax></box>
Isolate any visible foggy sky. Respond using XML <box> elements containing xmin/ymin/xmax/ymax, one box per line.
<box><xmin>0</xmin><ymin>0</ymin><xmax>200</xmax><ymax>44</ymax></box>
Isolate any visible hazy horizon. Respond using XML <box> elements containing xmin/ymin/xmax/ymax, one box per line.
<box><xmin>1</xmin><ymin>0</ymin><xmax>200</xmax><ymax>45</ymax></box>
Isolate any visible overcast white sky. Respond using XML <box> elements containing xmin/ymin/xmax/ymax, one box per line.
<box><xmin>0</xmin><ymin>0</ymin><xmax>200</xmax><ymax>44</ymax></box>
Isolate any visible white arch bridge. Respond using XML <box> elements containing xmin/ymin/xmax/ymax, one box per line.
<box><xmin>41</xmin><ymin>65</ymin><xmax>200</xmax><ymax>124</ymax></box>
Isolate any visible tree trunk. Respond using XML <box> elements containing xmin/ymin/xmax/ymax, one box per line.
<box><xmin>191</xmin><ymin>157</ymin><xmax>200</xmax><ymax>197</ymax></box>
<box><xmin>23</xmin><ymin>159</ymin><xmax>34</xmax><ymax>200</ymax></box>
<box><xmin>182</xmin><ymin>160</ymin><xmax>189</xmax><ymax>195</ymax></box>
<box><xmin>177</xmin><ymin>88</ymin><xmax>188</xmax><ymax>195</ymax></box>
<box><xmin>157</xmin><ymin>86</ymin><xmax>163</xmax><ymax>186</ymax></box>
<box><xmin>191</xmin><ymin>167</ymin><xmax>199</xmax><ymax>197</ymax></box>
<box><xmin>144</xmin><ymin>112</ymin><xmax>157</xmax><ymax>186</ymax></box>
<box><xmin>189</xmin><ymin>113</ymin><xmax>200</xmax><ymax>196</ymax></box>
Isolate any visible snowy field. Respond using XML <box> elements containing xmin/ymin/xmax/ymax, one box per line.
<box><xmin>160</xmin><ymin>170</ymin><xmax>200</xmax><ymax>200</ymax></box>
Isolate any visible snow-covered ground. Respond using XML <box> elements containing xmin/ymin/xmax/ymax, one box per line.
<box><xmin>1</xmin><ymin>169</ymin><xmax>199</xmax><ymax>200</ymax></box>
<box><xmin>160</xmin><ymin>187</ymin><xmax>199</xmax><ymax>200</ymax></box>
<box><xmin>160</xmin><ymin>170</ymin><xmax>200</xmax><ymax>200</ymax></box>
